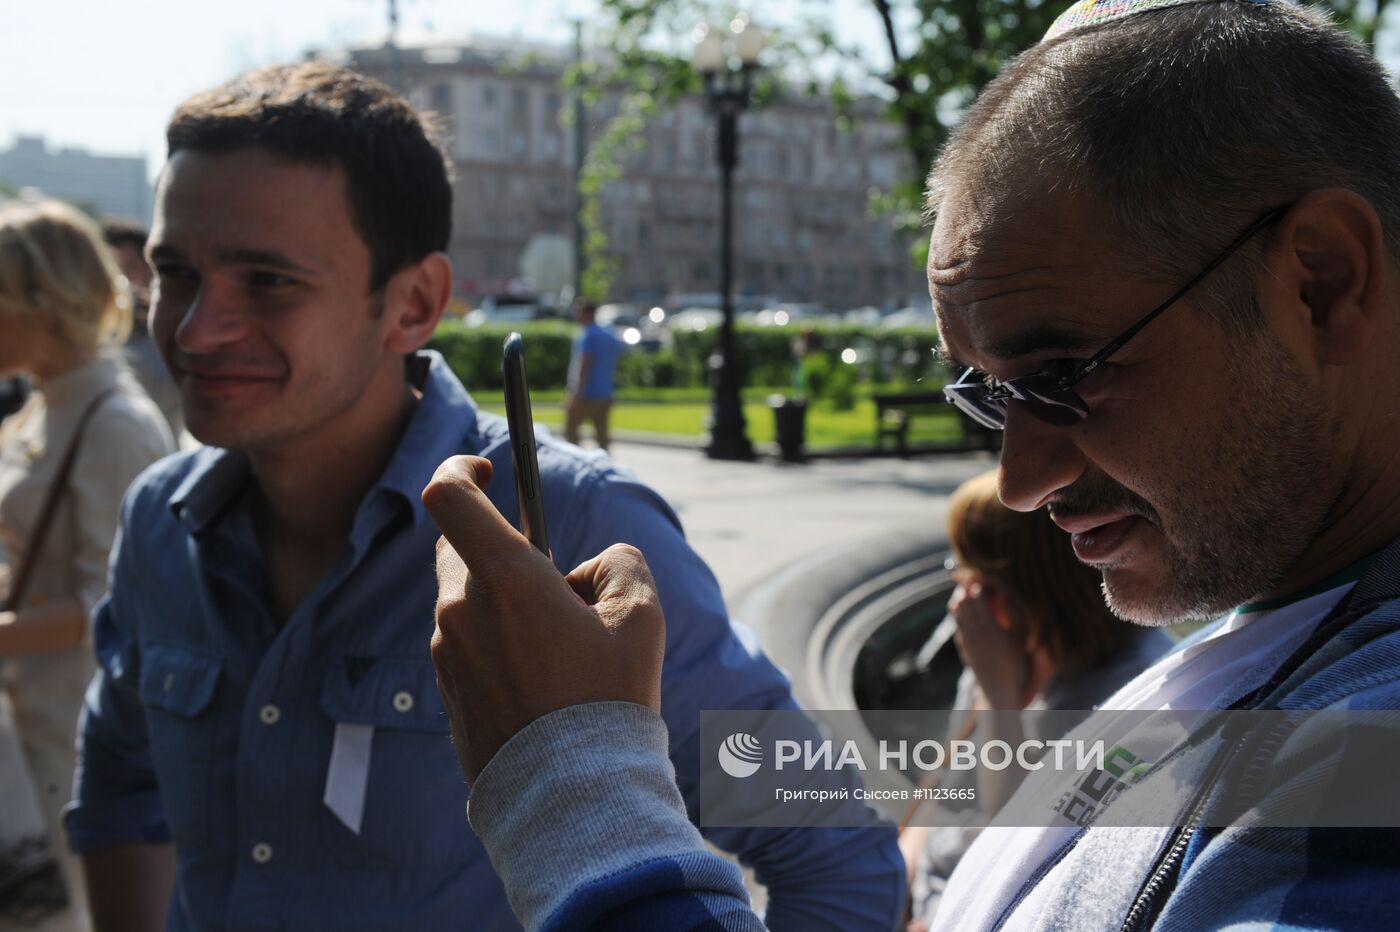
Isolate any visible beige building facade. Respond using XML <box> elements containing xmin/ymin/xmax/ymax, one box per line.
<box><xmin>321</xmin><ymin>40</ymin><xmax>926</xmax><ymax>309</ymax></box>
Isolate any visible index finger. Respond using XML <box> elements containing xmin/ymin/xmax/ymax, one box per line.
<box><xmin>422</xmin><ymin>455</ymin><xmax>536</xmax><ymax>574</ymax></box>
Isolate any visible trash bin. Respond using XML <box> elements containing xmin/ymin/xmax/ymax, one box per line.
<box><xmin>769</xmin><ymin>394</ymin><xmax>808</xmax><ymax>463</ymax></box>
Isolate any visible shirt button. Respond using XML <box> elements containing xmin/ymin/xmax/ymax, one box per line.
<box><xmin>259</xmin><ymin>704</ymin><xmax>281</xmax><ymax>725</ymax></box>
<box><xmin>251</xmin><ymin>842</ymin><xmax>273</xmax><ymax>864</ymax></box>
<box><xmin>392</xmin><ymin>691</ymin><xmax>414</xmax><ymax>713</ymax></box>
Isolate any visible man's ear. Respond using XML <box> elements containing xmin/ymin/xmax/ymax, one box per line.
<box><xmin>1270</xmin><ymin>189</ymin><xmax>1386</xmax><ymax>366</ymax></box>
<box><xmin>384</xmin><ymin>251</ymin><xmax>453</xmax><ymax>354</ymax></box>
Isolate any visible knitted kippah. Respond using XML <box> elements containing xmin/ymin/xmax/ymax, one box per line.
<box><xmin>1044</xmin><ymin>0</ymin><xmax>1272</xmax><ymax>40</ymax></box>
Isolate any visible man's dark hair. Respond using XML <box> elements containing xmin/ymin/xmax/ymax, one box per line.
<box><xmin>100</xmin><ymin>217</ymin><xmax>148</xmax><ymax>252</ymax></box>
<box><xmin>928</xmin><ymin>1</ymin><xmax>1400</xmax><ymax>335</ymax></box>
<box><xmin>167</xmin><ymin>62</ymin><xmax>452</xmax><ymax>293</ymax></box>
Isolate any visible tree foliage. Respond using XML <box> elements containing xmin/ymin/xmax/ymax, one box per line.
<box><xmin>574</xmin><ymin>0</ymin><xmax>1391</xmax><ymax>296</ymax></box>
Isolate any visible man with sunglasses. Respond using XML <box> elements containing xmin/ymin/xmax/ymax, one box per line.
<box><xmin>422</xmin><ymin>0</ymin><xmax>1400</xmax><ymax>928</ymax></box>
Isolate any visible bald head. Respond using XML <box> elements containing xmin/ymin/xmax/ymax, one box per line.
<box><xmin>929</xmin><ymin>0</ymin><xmax>1400</xmax><ymax>335</ymax></box>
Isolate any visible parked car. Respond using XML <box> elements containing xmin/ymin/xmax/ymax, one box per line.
<box><xmin>666</xmin><ymin>306</ymin><xmax>725</xmax><ymax>332</ymax></box>
<box><xmin>880</xmin><ymin>304</ymin><xmax>937</xmax><ymax>329</ymax></box>
<box><xmin>596</xmin><ymin>303</ymin><xmax>665</xmax><ymax>352</ymax></box>
<box><xmin>465</xmin><ymin>293</ymin><xmax>541</xmax><ymax>327</ymax></box>
<box><xmin>843</xmin><ymin>306</ymin><xmax>885</xmax><ymax>327</ymax></box>
<box><xmin>750</xmin><ymin>302</ymin><xmax>834</xmax><ymax>327</ymax></box>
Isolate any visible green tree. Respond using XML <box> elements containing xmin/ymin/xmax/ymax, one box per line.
<box><xmin>576</xmin><ymin>0</ymin><xmax>1391</xmax><ymax>295</ymax></box>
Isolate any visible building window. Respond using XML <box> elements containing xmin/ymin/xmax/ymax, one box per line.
<box><xmin>482</xmin><ymin>84</ymin><xmax>497</xmax><ymax>107</ymax></box>
<box><xmin>431</xmin><ymin>82</ymin><xmax>452</xmax><ymax>115</ymax></box>
<box><xmin>512</xmin><ymin>88</ymin><xmax>528</xmax><ymax>114</ymax></box>
<box><xmin>655</xmin><ymin>139</ymin><xmax>677</xmax><ymax>173</ymax></box>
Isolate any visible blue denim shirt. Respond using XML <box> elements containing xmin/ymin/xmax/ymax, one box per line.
<box><xmin>65</xmin><ymin>351</ymin><xmax>901</xmax><ymax>931</ymax></box>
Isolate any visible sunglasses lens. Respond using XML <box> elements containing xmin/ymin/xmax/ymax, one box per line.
<box><xmin>943</xmin><ymin>382</ymin><xmax>1006</xmax><ymax>430</ymax></box>
<box><xmin>1004</xmin><ymin>375</ymin><xmax>1088</xmax><ymax>426</ymax></box>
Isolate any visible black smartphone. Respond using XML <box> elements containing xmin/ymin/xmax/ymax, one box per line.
<box><xmin>502</xmin><ymin>333</ymin><xmax>550</xmax><ymax>556</ymax></box>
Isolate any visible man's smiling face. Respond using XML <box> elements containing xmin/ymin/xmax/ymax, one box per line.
<box><xmin>930</xmin><ymin>189</ymin><xmax>1336</xmax><ymax>625</ymax></box>
<box><xmin>147</xmin><ymin>147</ymin><xmax>395</xmax><ymax>455</ymax></box>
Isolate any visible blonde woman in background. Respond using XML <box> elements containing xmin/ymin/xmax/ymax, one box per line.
<box><xmin>0</xmin><ymin>200</ymin><xmax>174</xmax><ymax>930</ymax></box>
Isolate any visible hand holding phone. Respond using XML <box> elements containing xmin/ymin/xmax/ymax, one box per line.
<box><xmin>423</xmin><ymin>454</ymin><xmax>666</xmax><ymax>782</ymax></box>
<box><xmin>503</xmin><ymin>333</ymin><xmax>550</xmax><ymax>556</ymax></box>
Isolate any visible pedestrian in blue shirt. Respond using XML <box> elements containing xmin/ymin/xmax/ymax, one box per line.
<box><xmin>564</xmin><ymin>300</ymin><xmax>621</xmax><ymax>452</ymax></box>
<box><xmin>62</xmin><ymin>63</ymin><xmax>903</xmax><ymax>931</ymax></box>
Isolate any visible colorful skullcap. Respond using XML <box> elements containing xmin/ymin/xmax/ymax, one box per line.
<box><xmin>1044</xmin><ymin>0</ymin><xmax>1272</xmax><ymax>40</ymax></box>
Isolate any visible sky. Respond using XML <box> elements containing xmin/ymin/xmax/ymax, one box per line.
<box><xmin>1</xmin><ymin>0</ymin><xmax>895</xmax><ymax>182</ymax></box>
<box><xmin>11</xmin><ymin>0</ymin><xmax>1399</xmax><ymax>186</ymax></box>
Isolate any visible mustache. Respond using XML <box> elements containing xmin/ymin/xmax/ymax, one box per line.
<box><xmin>1047</xmin><ymin>480</ymin><xmax>1162</xmax><ymax>531</ymax></box>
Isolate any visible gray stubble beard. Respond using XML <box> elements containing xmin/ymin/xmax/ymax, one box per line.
<box><xmin>1103</xmin><ymin>328</ymin><xmax>1337</xmax><ymax>626</ymax></box>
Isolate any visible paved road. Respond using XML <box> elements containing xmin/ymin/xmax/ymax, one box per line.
<box><xmin>603</xmin><ymin>443</ymin><xmax>997</xmax><ymax>609</ymax></box>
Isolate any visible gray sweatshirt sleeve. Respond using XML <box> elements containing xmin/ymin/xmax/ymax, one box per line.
<box><xmin>467</xmin><ymin>701</ymin><xmax>764</xmax><ymax>931</ymax></box>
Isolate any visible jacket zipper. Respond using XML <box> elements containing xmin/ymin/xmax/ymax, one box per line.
<box><xmin>1118</xmin><ymin>719</ymin><xmax>1244</xmax><ymax>932</ymax></box>
<box><xmin>1115</xmin><ymin>581</ymin><xmax>1394</xmax><ymax>931</ymax></box>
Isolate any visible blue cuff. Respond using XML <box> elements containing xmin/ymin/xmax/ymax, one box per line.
<box><xmin>63</xmin><ymin>793</ymin><xmax>172</xmax><ymax>854</ymax></box>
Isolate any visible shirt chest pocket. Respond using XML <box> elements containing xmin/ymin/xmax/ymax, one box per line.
<box><xmin>318</xmin><ymin>657</ymin><xmax>470</xmax><ymax>866</ymax></box>
<box><xmin>138</xmin><ymin>641</ymin><xmax>221</xmax><ymax>850</ymax></box>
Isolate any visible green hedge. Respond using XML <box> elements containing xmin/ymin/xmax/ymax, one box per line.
<box><xmin>429</xmin><ymin>321</ymin><xmax>575</xmax><ymax>390</ymax></box>
<box><xmin>666</xmin><ymin>324</ymin><xmax>946</xmax><ymax>389</ymax></box>
<box><xmin>428</xmin><ymin>320</ymin><xmax>946</xmax><ymax>392</ymax></box>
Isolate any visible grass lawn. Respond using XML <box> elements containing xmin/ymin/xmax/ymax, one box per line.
<box><xmin>474</xmin><ymin>389</ymin><xmax>967</xmax><ymax>449</ymax></box>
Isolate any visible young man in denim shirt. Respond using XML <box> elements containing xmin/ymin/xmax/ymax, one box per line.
<box><xmin>63</xmin><ymin>63</ymin><xmax>902</xmax><ymax>931</ymax></box>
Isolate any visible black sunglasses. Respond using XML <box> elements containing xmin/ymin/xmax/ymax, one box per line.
<box><xmin>942</xmin><ymin>206</ymin><xmax>1289</xmax><ymax>430</ymax></box>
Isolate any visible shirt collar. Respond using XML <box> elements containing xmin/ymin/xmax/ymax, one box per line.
<box><xmin>372</xmin><ymin>350</ymin><xmax>482</xmax><ymax>527</ymax></box>
<box><xmin>168</xmin><ymin>350</ymin><xmax>481</xmax><ymax>535</ymax></box>
<box><xmin>1235</xmin><ymin>547</ymin><xmax>1381</xmax><ymax>616</ymax></box>
<box><xmin>168</xmin><ymin>446</ymin><xmax>253</xmax><ymax>535</ymax></box>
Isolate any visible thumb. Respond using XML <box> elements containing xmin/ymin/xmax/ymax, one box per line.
<box><xmin>422</xmin><ymin>455</ymin><xmax>536</xmax><ymax>577</ymax></box>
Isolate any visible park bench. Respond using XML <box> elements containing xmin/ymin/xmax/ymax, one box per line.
<box><xmin>873</xmin><ymin>391</ymin><xmax>1000</xmax><ymax>456</ymax></box>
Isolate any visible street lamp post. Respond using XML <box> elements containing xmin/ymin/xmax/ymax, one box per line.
<box><xmin>693</xmin><ymin>15</ymin><xmax>764</xmax><ymax>462</ymax></box>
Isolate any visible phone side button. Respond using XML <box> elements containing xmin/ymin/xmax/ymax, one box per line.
<box><xmin>517</xmin><ymin>444</ymin><xmax>536</xmax><ymax>498</ymax></box>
